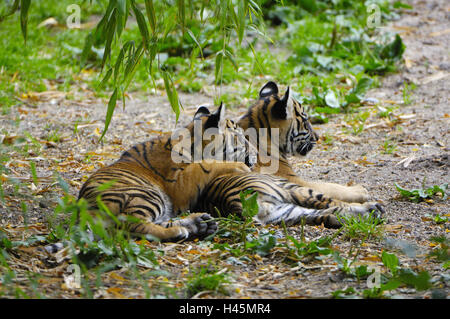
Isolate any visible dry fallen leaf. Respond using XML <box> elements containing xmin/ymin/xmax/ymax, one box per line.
<box><xmin>421</xmin><ymin>72</ymin><xmax>450</xmax><ymax>84</ymax></box>
<box><xmin>429</xmin><ymin>28</ymin><xmax>450</xmax><ymax>37</ymax></box>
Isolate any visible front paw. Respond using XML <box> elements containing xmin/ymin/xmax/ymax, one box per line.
<box><xmin>347</xmin><ymin>201</ymin><xmax>385</xmax><ymax>219</ymax></box>
<box><xmin>178</xmin><ymin>213</ymin><xmax>218</xmax><ymax>239</ymax></box>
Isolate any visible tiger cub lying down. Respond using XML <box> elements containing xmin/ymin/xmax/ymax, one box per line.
<box><xmin>197</xmin><ymin>82</ymin><xmax>384</xmax><ymax>227</ymax></box>
<box><xmin>46</xmin><ymin>96</ymin><xmax>383</xmax><ymax>252</ymax></box>
<box><xmin>76</xmin><ymin>103</ymin><xmax>253</xmax><ymax>242</ymax></box>
<box><xmin>237</xmin><ymin>81</ymin><xmax>371</xmax><ymax>203</ymax></box>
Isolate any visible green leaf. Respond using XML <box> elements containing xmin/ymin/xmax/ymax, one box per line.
<box><xmin>144</xmin><ymin>0</ymin><xmax>157</xmax><ymax>34</ymax></box>
<box><xmin>162</xmin><ymin>72</ymin><xmax>181</xmax><ymax>122</ymax></box>
<box><xmin>215</xmin><ymin>51</ymin><xmax>224</xmax><ymax>84</ymax></box>
<box><xmin>101</xmin><ymin>8</ymin><xmax>118</xmax><ymax>68</ymax></box>
<box><xmin>325</xmin><ymin>90</ymin><xmax>340</xmax><ymax>108</ymax></box>
<box><xmin>99</xmin><ymin>68</ymin><xmax>113</xmax><ymax>89</ymax></box>
<box><xmin>299</xmin><ymin>0</ymin><xmax>318</xmax><ymax>13</ymax></box>
<box><xmin>56</xmin><ymin>174</ymin><xmax>70</xmax><ymax>194</ymax></box>
<box><xmin>20</xmin><ymin>0</ymin><xmax>31</xmax><ymax>43</ymax></box>
<box><xmin>177</xmin><ymin>0</ymin><xmax>185</xmax><ymax>33</ymax></box>
<box><xmin>29</xmin><ymin>161</ymin><xmax>38</xmax><ymax>185</ymax></box>
<box><xmin>224</xmin><ymin>49</ymin><xmax>238</xmax><ymax>72</ymax></box>
<box><xmin>186</xmin><ymin>28</ymin><xmax>203</xmax><ymax>58</ymax></box>
<box><xmin>116</xmin><ymin>0</ymin><xmax>127</xmax><ymax>15</ymax></box>
<box><xmin>0</xmin><ymin>0</ymin><xmax>19</xmax><ymax>22</ymax></box>
<box><xmin>393</xmin><ymin>1</ymin><xmax>413</xmax><ymax>9</ymax></box>
<box><xmin>99</xmin><ymin>88</ymin><xmax>118</xmax><ymax>142</ymax></box>
<box><xmin>131</xmin><ymin>0</ymin><xmax>150</xmax><ymax>51</ymax></box>
<box><xmin>353</xmin><ymin>77</ymin><xmax>373</xmax><ymax>96</ymax></box>
<box><xmin>396</xmin><ymin>269</ymin><xmax>432</xmax><ymax>291</ymax></box>
<box><xmin>239</xmin><ymin>189</ymin><xmax>259</xmax><ymax>219</ymax></box>
<box><xmin>382</xmin><ymin>251</ymin><xmax>399</xmax><ymax>275</ymax></box>
<box><xmin>380</xmin><ymin>34</ymin><xmax>405</xmax><ymax>61</ymax></box>
<box><xmin>81</xmin><ymin>32</ymin><xmax>95</xmax><ymax>66</ymax></box>
<box><xmin>236</xmin><ymin>0</ymin><xmax>247</xmax><ymax>44</ymax></box>
<box><xmin>96</xmin><ymin>180</ymin><xmax>117</xmax><ymax>192</ymax></box>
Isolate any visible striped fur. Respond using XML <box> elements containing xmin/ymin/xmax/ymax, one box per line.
<box><xmin>76</xmin><ymin>104</ymin><xmax>253</xmax><ymax>242</ymax></box>
<box><xmin>197</xmin><ymin>173</ymin><xmax>384</xmax><ymax>228</ymax></box>
<box><xmin>237</xmin><ymin>81</ymin><xmax>370</xmax><ymax>203</ymax></box>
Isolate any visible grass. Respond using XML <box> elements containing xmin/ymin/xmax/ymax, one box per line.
<box><xmin>0</xmin><ymin>1</ymin><xmax>406</xmax><ymax>112</ymax></box>
<box><xmin>395</xmin><ymin>182</ymin><xmax>448</xmax><ymax>203</ymax></box>
<box><xmin>337</xmin><ymin>211</ymin><xmax>385</xmax><ymax>240</ymax></box>
<box><xmin>185</xmin><ymin>265</ymin><xmax>230</xmax><ymax>297</ymax></box>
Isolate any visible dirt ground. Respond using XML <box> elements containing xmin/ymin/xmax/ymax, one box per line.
<box><xmin>0</xmin><ymin>0</ymin><xmax>448</xmax><ymax>298</ymax></box>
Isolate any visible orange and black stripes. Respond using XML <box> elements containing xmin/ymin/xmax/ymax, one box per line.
<box><xmin>75</xmin><ymin>104</ymin><xmax>253</xmax><ymax>242</ymax></box>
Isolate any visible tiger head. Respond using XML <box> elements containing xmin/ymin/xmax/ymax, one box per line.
<box><xmin>186</xmin><ymin>103</ymin><xmax>257</xmax><ymax>167</ymax></box>
<box><xmin>241</xmin><ymin>81</ymin><xmax>319</xmax><ymax>157</ymax></box>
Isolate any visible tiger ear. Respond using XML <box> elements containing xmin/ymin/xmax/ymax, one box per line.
<box><xmin>259</xmin><ymin>81</ymin><xmax>279</xmax><ymax>98</ymax></box>
<box><xmin>204</xmin><ymin>102</ymin><xmax>226</xmax><ymax>132</ymax></box>
<box><xmin>271</xmin><ymin>87</ymin><xmax>294</xmax><ymax>119</ymax></box>
<box><xmin>194</xmin><ymin>106</ymin><xmax>211</xmax><ymax>120</ymax></box>
<box><xmin>215</xmin><ymin>102</ymin><xmax>227</xmax><ymax>132</ymax></box>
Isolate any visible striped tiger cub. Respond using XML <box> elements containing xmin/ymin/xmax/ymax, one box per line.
<box><xmin>197</xmin><ymin>173</ymin><xmax>385</xmax><ymax>228</ymax></box>
<box><xmin>237</xmin><ymin>81</ymin><xmax>370</xmax><ymax>203</ymax></box>
<box><xmin>76</xmin><ymin>104</ymin><xmax>254</xmax><ymax>242</ymax></box>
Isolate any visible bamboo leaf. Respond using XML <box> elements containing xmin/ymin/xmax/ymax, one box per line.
<box><xmin>114</xmin><ymin>44</ymin><xmax>127</xmax><ymax>84</ymax></box>
<box><xmin>0</xmin><ymin>0</ymin><xmax>19</xmax><ymax>22</ymax></box>
<box><xmin>224</xmin><ymin>49</ymin><xmax>238</xmax><ymax>71</ymax></box>
<box><xmin>237</xmin><ymin>0</ymin><xmax>247</xmax><ymax>44</ymax></box>
<box><xmin>186</xmin><ymin>28</ymin><xmax>203</xmax><ymax>58</ymax></box>
<box><xmin>98</xmin><ymin>67</ymin><xmax>113</xmax><ymax>89</ymax></box>
<box><xmin>101</xmin><ymin>8</ymin><xmax>118</xmax><ymax>68</ymax></box>
<box><xmin>177</xmin><ymin>0</ymin><xmax>185</xmax><ymax>33</ymax></box>
<box><xmin>81</xmin><ymin>32</ymin><xmax>94</xmax><ymax>66</ymax></box>
<box><xmin>99</xmin><ymin>88</ymin><xmax>119</xmax><ymax>142</ymax></box>
<box><xmin>20</xmin><ymin>0</ymin><xmax>31</xmax><ymax>43</ymax></box>
<box><xmin>144</xmin><ymin>0</ymin><xmax>157</xmax><ymax>34</ymax></box>
<box><xmin>131</xmin><ymin>0</ymin><xmax>150</xmax><ymax>51</ymax></box>
<box><xmin>215</xmin><ymin>51</ymin><xmax>224</xmax><ymax>84</ymax></box>
<box><xmin>116</xmin><ymin>0</ymin><xmax>127</xmax><ymax>15</ymax></box>
<box><xmin>162</xmin><ymin>72</ymin><xmax>180</xmax><ymax>122</ymax></box>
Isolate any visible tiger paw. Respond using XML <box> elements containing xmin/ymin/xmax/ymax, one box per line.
<box><xmin>346</xmin><ymin>202</ymin><xmax>385</xmax><ymax>219</ymax></box>
<box><xmin>178</xmin><ymin>213</ymin><xmax>218</xmax><ymax>240</ymax></box>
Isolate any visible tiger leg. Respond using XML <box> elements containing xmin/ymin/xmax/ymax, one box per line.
<box><xmin>286</xmin><ymin>175</ymin><xmax>370</xmax><ymax>204</ymax></box>
<box><xmin>256</xmin><ymin>200</ymin><xmax>384</xmax><ymax>229</ymax></box>
<box><xmin>126</xmin><ymin>214</ymin><xmax>217</xmax><ymax>242</ymax></box>
<box><xmin>289</xmin><ymin>185</ymin><xmax>385</xmax><ymax>221</ymax></box>
<box><xmin>256</xmin><ymin>201</ymin><xmax>344</xmax><ymax>228</ymax></box>
<box><xmin>121</xmin><ymin>193</ymin><xmax>217</xmax><ymax>242</ymax></box>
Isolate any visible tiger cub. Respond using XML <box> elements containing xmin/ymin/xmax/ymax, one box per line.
<box><xmin>197</xmin><ymin>173</ymin><xmax>384</xmax><ymax>229</ymax></box>
<box><xmin>237</xmin><ymin>81</ymin><xmax>370</xmax><ymax>203</ymax></box>
<box><xmin>77</xmin><ymin>104</ymin><xmax>253</xmax><ymax>242</ymax></box>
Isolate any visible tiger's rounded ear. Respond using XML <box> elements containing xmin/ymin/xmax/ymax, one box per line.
<box><xmin>259</xmin><ymin>81</ymin><xmax>279</xmax><ymax>98</ymax></box>
<box><xmin>194</xmin><ymin>106</ymin><xmax>211</xmax><ymax>120</ymax></box>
